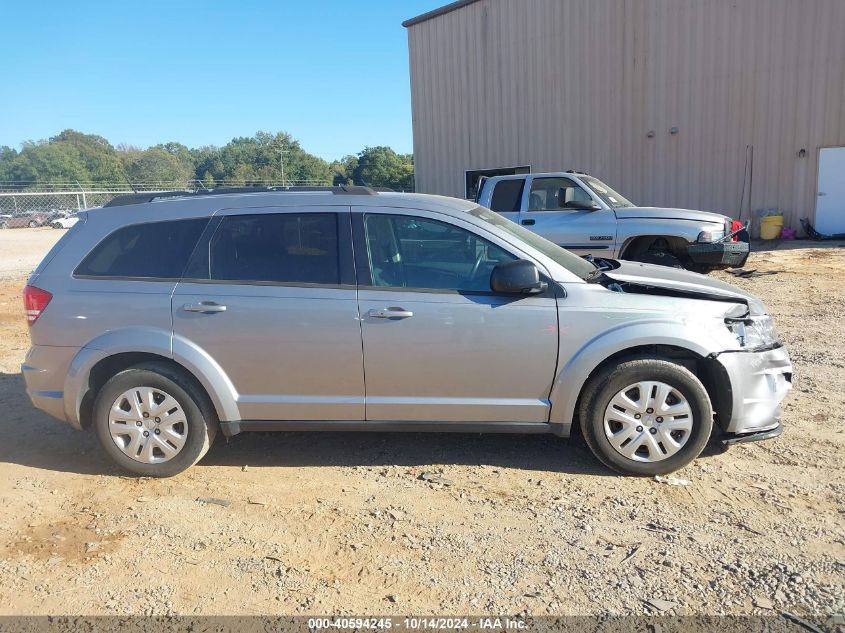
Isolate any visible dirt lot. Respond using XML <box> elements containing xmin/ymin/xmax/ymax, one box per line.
<box><xmin>0</xmin><ymin>229</ymin><xmax>843</xmax><ymax>620</ymax></box>
<box><xmin>0</xmin><ymin>227</ymin><xmax>62</xmax><ymax>280</ymax></box>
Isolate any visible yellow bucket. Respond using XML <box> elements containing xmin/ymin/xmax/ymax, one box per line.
<box><xmin>760</xmin><ymin>215</ymin><xmax>784</xmax><ymax>240</ymax></box>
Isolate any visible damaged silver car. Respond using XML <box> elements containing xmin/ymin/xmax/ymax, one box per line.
<box><xmin>22</xmin><ymin>187</ymin><xmax>791</xmax><ymax>477</ymax></box>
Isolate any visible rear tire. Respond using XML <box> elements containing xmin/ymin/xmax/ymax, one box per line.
<box><xmin>578</xmin><ymin>358</ymin><xmax>713</xmax><ymax>476</ymax></box>
<box><xmin>92</xmin><ymin>363</ymin><xmax>217</xmax><ymax>477</ymax></box>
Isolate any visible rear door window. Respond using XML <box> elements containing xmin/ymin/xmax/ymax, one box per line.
<box><xmin>75</xmin><ymin>218</ymin><xmax>208</xmax><ymax>279</ymax></box>
<box><xmin>206</xmin><ymin>213</ymin><xmax>339</xmax><ymax>285</ymax></box>
<box><xmin>489</xmin><ymin>179</ymin><xmax>525</xmax><ymax>213</ymax></box>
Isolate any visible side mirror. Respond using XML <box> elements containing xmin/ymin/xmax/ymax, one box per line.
<box><xmin>490</xmin><ymin>260</ymin><xmax>548</xmax><ymax>295</ymax></box>
<box><xmin>560</xmin><ymin>197</ymin><xmax>601</xmax><ymax>211</ymax></box>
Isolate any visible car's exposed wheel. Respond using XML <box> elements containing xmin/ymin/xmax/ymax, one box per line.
<box><xmin>631</xmin><ymin>249</ymin><xmax>684</xmax><ymax>268</ymax></box>
<box><xmin>578</xmin><ymin>358</ymin><xmax>713</xmax><ymax>476</ymax></box>
<box><xmin>28</xmin><ymin>220</ymin><xmax>38</xmax><ymax>228</ymax></box>
<box><xmin>52</xmin><ymin>222</ymin><xmax>62</xmax><ymax>229</ymax></box>
<box><xmin>92</xmin><ymin>363</ymin><xmax>217</xmax><ymax>477</ymax></box>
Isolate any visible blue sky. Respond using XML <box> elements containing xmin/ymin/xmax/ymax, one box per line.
<box><xmin>0</xmin><ymin>0</ymin><xmax>444</xmax><ymax>160</ymax></box>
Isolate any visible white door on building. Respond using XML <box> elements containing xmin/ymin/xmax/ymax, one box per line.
<box><xmin>816</xmin><ymin>147</ymin><xmax>845</xmax><ymax>234</ymax></box>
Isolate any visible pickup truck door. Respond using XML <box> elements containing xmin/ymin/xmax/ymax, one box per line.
<box><xmin>518</xmin><ymin>176</ymin><xmax>618</xmax><ymax>257</ymax></box>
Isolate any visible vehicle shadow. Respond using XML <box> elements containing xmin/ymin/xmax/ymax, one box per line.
<box><xmin>0</xmin><ymin>371</ymin><xmax>614</xmax><ymax>477</ymax></box>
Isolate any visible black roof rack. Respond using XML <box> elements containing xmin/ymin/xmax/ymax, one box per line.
<box><xmin>103</xmin><ymin>185</ymin><xmax>382</xmax><ymax>208</ymax></box>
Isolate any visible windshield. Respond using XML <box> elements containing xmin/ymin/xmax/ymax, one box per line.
<box><xmin>468</xmin><ymin>206</ymin><xmax>597</xmax><ymax>280</ymax></box>
<box><xmin>580</xmin><ymin>176</ymin><xmax>635</xmax><ymax>209</ymax></box>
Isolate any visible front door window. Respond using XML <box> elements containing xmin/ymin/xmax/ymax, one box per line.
<box><xmin>528</xmin><ymin>178</ymin><xmax>593</xmax><ymax>211</ymax></box>
<box><xmin>363</xmin><ymin>214</ymin><xmax>515</xmax><ymax>293</ymax></box>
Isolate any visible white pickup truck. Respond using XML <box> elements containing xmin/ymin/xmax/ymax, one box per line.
<box><xmin>476</xmin><ymin>172</ymin><xmax>749</xmax><ymax>272</ymax></box>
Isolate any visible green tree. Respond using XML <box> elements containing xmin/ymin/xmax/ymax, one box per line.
<box><xmin>1</xmin><ymin>130</ymin><xmax>128</xmax><ymax>186</ymax></box>
<box><xmin>0</xmin><ymin>146</ymin><xmax>18</xmax><ymax>182</ymax></box>
<box><xmin>123</xmin><ymin>147</ymin><xmax>194</xmax><ymax>187</ymax></box>
<box><xmin>201</xmin><ymin>170</ymin><xmax>216</xmax><ymax>189</ymax></box>
<box><xmin>196</xmin><ymin>131</ymin><xmax>332</xmax><ymax>186</ymax></box>
<box><xmin>49</xmin><ymin>129</ymin><xmax>127</xmax><ymax>183</ymax></box>
<box><xmin>0</xmin><ymin>128</ymin><xmax>413</xmax><ymax>194</ymax></box>
<box><xmin>352</xmin><ymin>146</ymin><xmax>414</xmax><ymax>191</ymax></box>
<box><xmin>331</xmin><ymin>154</ymin><xmax>359</xmax><ymax>186</ymax></box>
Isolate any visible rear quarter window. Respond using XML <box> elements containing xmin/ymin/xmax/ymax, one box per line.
<box><xmin>489</xmin><ymin>179</ymin><xmax>525</xmax><ymax>213</ymax></box>
<box><xmin>74</xmin><ymin>218</ymin><xmax>209</xmax><ymax>279</ymax></box>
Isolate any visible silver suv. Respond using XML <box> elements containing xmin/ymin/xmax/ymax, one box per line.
<box><xmin>22</xmin><ymin>187</ymin><xmax>792</xmax><ymax>477</ymax></box>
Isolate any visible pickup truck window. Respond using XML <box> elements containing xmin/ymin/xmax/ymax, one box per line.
<box><xmin>468</xmin><ymin>206</ymin><xmax>597</xmax><ymax>280</ymax></box>
<box><xmin>489</xmin><ymin>179</ymin><xmax>525</xmax><ymax>213</ymax></box>
<box><xmin>580</xmin><ymin>176</ymin><xmax>635</xmax><ymax>208</ymax></box>
<box><xmin>529</xmin><ymin>177</ymin><xmax>594</xmax><ymax>211</ymax></box>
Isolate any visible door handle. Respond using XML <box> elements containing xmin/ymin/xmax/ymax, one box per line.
<box><xmin>367</xmin><ymin>307</ymin><xmax>414</xmax><ymax>319</ymax></box>
<box><xmin>521</xmin><ymin>218</ymin><xmax>536</xmax><ymax>226</ymax></box>
<box><xmin>818</xmin><ymin>192</ymin><xmax>827</xmax><ymax>197</ymax></box>
<box><xmin>182</xmin><ymin>301</ymin><xmax>227</xmax><ymax>313</ymax></box>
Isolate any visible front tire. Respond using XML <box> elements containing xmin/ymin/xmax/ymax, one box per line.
<box><xmin>92</xmin><ymin>363</ymin><xmax>217</xmax><ymax>477</ymax></box>
<box><xmin>630</xmin><ymin>249</ymin><xmax>684</xmax><ymax>268</ymax></box>
<box><xmin>578</xmin><ymin>358</ymin><xmax>713</xmax><ymax>476</ymax></box>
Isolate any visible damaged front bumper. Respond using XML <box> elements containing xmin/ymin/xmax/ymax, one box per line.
<box><xmin>687</xmin><ymin>240</ymin><xmax>750</xmax><ymax>268</ymax></box>
<box><xmin>714</xmin><ymin>345</ymin><xmax>793</xmax><ymax>440</ymax></box>
<box><xmin>721</xmin><ymin>422</ymin><xmax>783</xmax><ymax>445</ymax></box>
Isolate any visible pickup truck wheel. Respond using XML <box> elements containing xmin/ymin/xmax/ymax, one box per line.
<box><xmin>579</xmin><ymin>358</ymin><xmax>713</xmax><ymax>476</ymax></box>
<box><xmin>92</xmin><ymin>363</ymin><xmax>217</xmax><ymax>477</ymax></box>
<box><xmin>631</xmin><ymin>249</ymin><xmax>684</xmax><ymax>268</ymax></box>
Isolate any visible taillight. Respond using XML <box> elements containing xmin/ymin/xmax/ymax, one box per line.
<box><xmin>23</xmin><ymin>285</ymin><xmax>52</xmax><ymax>325</ymax></box>
<box><xmin>730</xmin><ymin>220</ymin><xmax>743</xmax><ymax>242</ymax></box>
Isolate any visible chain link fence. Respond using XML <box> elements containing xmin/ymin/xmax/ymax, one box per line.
<box><xmin>0</xmin><ymin>180</ymin><xmax>332</xmax><ymax>227</ymax></box>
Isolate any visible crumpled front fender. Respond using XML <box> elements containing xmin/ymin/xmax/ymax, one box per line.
<box><xmin>548</xmin><ymin>319</ymin><xmax>722</xmax><ymax>433</ymax></box>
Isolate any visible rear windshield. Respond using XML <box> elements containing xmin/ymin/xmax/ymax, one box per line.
<box><xmin>75</xmin><ymin>218</ymin><xmax>209</xmax><ymax>279</ymax></box>
<box><xmin>468</xmin><ymin>206</ymin><xmax>596</xmax><ymax>280</ymax></box>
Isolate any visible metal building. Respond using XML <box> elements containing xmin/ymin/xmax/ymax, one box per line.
<box><xmin>404</xmin><ymin>0</ymin><xmax>845</xmax><ymax>233</ymax></box>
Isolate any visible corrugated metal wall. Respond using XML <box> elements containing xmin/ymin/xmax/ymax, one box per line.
<box><xmin>407</xmin><ymin>0</ymin><xmax>845</xmax><ymax>228</ymax></box>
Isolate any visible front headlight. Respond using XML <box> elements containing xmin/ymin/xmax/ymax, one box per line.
<box><xmin>697</xmin><ymin>229</ymin><xmax>726</xmax><ymax>243</ymax></box>
<box><xmin>725</xmin><ymin>315</ymin><xmax>780</xmax><ymax>349</ymax></box>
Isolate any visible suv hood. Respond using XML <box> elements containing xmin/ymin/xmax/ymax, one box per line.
<box><xmin>614</xmin><ymin>206</ymin><xmax>728</xmax><ymax>224</ymax></box>
<box><xmin>603</xmin><ymin>260</ymin><xmax>765</xmax><ymax>315</ymax></box>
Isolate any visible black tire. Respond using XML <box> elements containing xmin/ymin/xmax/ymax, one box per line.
<box><xmin>28</xmin><ymin>220</ymin><xmax>38</xmax><ymax>228</ymax></box>
<box><xmin>92</xmin><ymin>362</ymin><xmax>217</xmax><ymax>477</ymax></box>
<box><xmin>578</xmin><ymin>358</ymin><xmax>713</xmax><ymax>476</ymax></box>
<box><xmin>631</xmin><ymin>249</ymin><xmax>684</xmax><ymax>268</ymax></box>
<box><xmin>52</xmin><ymin>222</ymin><xmax>62</xmax><ymax>229</ymax></box>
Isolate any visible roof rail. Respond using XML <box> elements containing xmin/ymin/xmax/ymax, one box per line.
<box><xmin>102</xmin><ymin>185</ymin><xmax>382</xmax><ymax>208</ymax></box>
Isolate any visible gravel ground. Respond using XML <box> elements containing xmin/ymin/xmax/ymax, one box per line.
<box><xmin>0</xmin><ymin>234</ymin><xmax>842</xmax><ymax>623</ymax></box>
<box><xmin>0</xmin><ymin>227</ymin><xmax>61</xmax><ymax>280</ymax></box>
